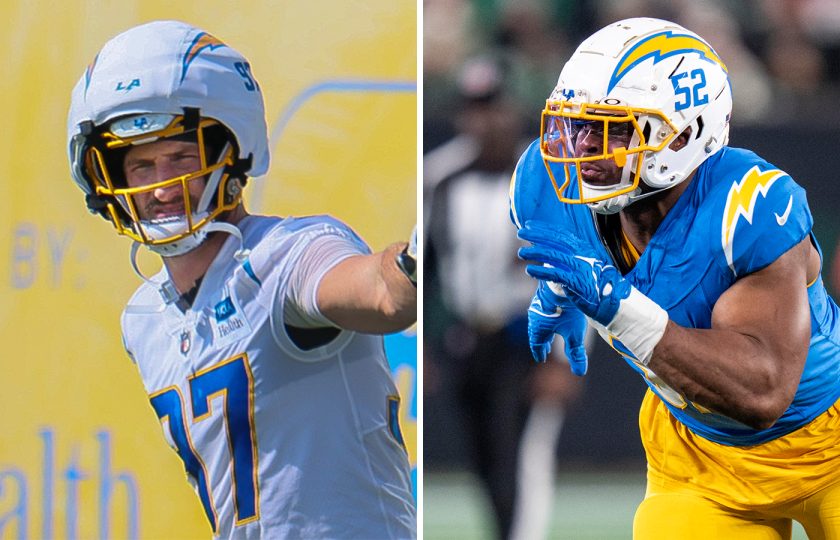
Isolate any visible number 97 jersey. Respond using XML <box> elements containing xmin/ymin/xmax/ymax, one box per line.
<box><xmin>121</xmin><ymin>215</ymin><xmax>416</xmax><ymax>539</ymax></box>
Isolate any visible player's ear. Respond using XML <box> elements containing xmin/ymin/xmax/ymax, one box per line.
<box><xmin>669</xmin><ymin>126</ymin><xmax>693</xmax><ymax>152</ymax></box>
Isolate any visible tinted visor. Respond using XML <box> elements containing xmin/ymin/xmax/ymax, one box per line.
<box><xmin>542</xmin><ymin>110</ymin><xmax>635</xmax><ymax>160</ymax></box>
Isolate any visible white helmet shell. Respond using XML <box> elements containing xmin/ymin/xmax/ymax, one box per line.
<box><xmin>545</xmin><ymin>17</ymin><xmax>732</xmax><ymax>213</ymax></box>
<box><xmin>67</xmin><ymin>20</ymin><xmax>269</xmax><ymax>181</ymax></box>
<box><xmin>66</xmin><ymin>20</ymin><xmax>270</xmax><ymax>256</ymax></box>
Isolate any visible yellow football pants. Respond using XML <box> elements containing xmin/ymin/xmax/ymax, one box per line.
<box><xmin>634</xmin><ymin>466</ymin><xmax>840</xmax><ymax>539</ymax></box>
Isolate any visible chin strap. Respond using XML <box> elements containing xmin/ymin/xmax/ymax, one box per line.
<box><xmin>589</xmin><ymin>179</ymin><xmax>686</xmax><ymax>215</ymax></box>
<box><xmin>129</xmin><ymin>220</ymin><xmax>250</xmax><ymax>306</ymax></box>
<box><xmin>203</xmin><ymin>220</ymin><xmax>251</xmax><ymax>262</ymax></box>
<box><xmin>129</xmin><ymin>241</ymin><xmax>181</xmax><ymax>305</ymax></box>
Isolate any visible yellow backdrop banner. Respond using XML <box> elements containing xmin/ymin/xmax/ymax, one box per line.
<box><xmin>0</xmin><ymin>1</ymin><xmax>416</xmax><ymax>538</ymax></box>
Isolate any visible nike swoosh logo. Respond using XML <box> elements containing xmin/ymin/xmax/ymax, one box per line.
<box><xmin>529</xmin><ymin>306</ymin><xmax>560</xmax><ymax>318</ymax></box>
<box><xmin>775</xmin><ymin>195</ymin><xmax>793</xmax><ymax>226</ymax></box>
<box><xmin>529</xmin><ymin>299</ymin><xmax>561</xmax><ymax>318</ymax></box>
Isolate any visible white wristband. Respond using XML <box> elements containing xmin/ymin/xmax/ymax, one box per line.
<box><xmin>604</xmin><ymin>287</ymin><xmax>669</xmax><ymax>366</ymax></box>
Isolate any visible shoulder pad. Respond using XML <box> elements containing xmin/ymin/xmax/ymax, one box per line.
<box><xmin>246</xmin><ymin>215</ymin><xmax>370</xmax><ymax>279</ymax></box>
<box><xmin>510</xmin><ymin>139</ymin><xmax>565</xmax><ymax>229</ymax></box>
<box><xmin>712</xmin><ymin>163</ymin><xmax>812</xmax><ymax>277</ymax></box>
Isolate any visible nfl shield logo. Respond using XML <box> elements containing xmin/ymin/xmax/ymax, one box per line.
<box><xmin>180</xmin><ymin>330</ymin><xmax>191</xmax><ymax>356</ymax></box>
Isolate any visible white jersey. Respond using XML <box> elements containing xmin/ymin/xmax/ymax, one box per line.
<box><xmin>121</xmin><ymin>215</ymin><xmax>416</xmax><ymax>539</ymax></box>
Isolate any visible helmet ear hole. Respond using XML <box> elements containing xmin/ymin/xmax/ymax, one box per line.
<box><xmin>695</xmin><ymin>116</ymin><xmax>704</xmax><ymax>139</ymax></box>
<box><xmin>669</xmin><ymin>127</ymin><xmax>693</xmax><ymax>152</ymax></box>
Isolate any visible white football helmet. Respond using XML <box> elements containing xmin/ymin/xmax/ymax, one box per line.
<box><xmin>67</xmin><ymin>20</ymin><xmax>270</xmax><ymax>256</ymax></box>
<box><xmin>541</xmin><ymin>18</ymin><xmax>732</xmax><ymax>214</ymax></box>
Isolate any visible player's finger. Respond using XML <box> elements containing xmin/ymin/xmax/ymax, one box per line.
<box><xmin>525</xmin><ymin>263</ymin><xmax>573</xmax><ymax>284</ymax></box>
<box><xmin>518</xmin><ymin>245</ymin><xmax>577</xmax><ymax>269</ymax></box>
<box><xmin>518</xmin><ymin>227</ymin><xmax>573</xmax><ymax>253</ymax></box>
<box><xmin>528</xmin><ymin>319</ymin><xmax>554</xmax><ymax>363</ymax></box>
<box><xmin>565</xmin><ymin>329</ymin><xmax>588</xmax><ymax>376</ymax></box>
<box><xmin>529</xmin><ymin>341</ymin><xmax>549</xmax><ymax>363</ymax></box>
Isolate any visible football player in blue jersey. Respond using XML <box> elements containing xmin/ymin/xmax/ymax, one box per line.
<box><xmin>510</xmin><ymin>17</ymin><xmax>840</xmax><ymax>539</ymax></box>
<box><xmin>67</xmin><ymin>21</ymin><xmax>417</xmax><ymax>539</ymax></box>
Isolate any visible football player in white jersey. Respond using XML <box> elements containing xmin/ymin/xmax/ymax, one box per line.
<box><xmin>67</xmin><ymin>20</ymin><xmax>417</xmax><ymax>539</ymax></box>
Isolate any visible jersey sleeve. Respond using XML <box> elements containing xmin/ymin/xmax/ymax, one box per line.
<box><xmin>238</xmin><ymin>216</ymin><xmax>371</xmax><ymax>362</ymax></box>
<box><xmin>713</xmin><ymin>165</ymin><xmax>813</xmax><ymax>278</ymax></box>
<box><xmin>258</xmin><ymin>215</ymin><xmax>370</xmax><ymax>325</ymax></box>
<box><xmin>284</xmin><ymin>230</ymin><xmax>369</xmax><ymax>328</ymax></box>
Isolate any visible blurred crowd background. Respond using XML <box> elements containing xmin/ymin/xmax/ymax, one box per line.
<box><xmin>425</xmin><ymin>0</ymin><xmax>840</xmax><ymax>149</ymax></box>
<box><xmin>423</xmin><ymin>1</ymin><xmax>840</xmax><ymax>539</ymax></box>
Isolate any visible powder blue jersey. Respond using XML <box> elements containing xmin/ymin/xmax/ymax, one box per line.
<box><xmin>510</xmin><ymin>140</ymin><xmax>840</xmax><ymax>446</ymax></box>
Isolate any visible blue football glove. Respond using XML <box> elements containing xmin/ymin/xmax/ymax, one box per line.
<box><xmin>518</xmin><ymin>220</ymin><xmax>632</xmax><ymax>326</ymax></box>
<box><xmin>528</xmin><ymin>280</ymin><xmax>589</xmax><ymax>375</ymax></box>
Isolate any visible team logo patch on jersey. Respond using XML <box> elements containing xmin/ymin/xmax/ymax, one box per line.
<box><xmin>721</xmin><ymin>166</ymin><xmax>786</xmax><ymax>274</ymax></box>
<box><xmin>210</xmin><ymin>294</ymin><xmax>251</xmax><ymax>349</ymax></box>
<box><xmin>609</xmin><ymin>30</ymin><xmax>727</xmax><ymax>93</ymax></box>
<box><xmin>215</xmin><ymin>297</ymin><xmax>236</xmax><ymax>322</ymax></box>
<box><xmin>180</xmin><ymin>330</ymin><xmax>191</xmax><ymax>356</ymax></box>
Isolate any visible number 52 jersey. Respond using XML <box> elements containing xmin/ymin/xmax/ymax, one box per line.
<box><xmin>510</xmin><ymin>141</ymin><xmax>840</xmax><ymax>447</ymax></box>
<box><xmin>121</xmin><ymin>215</ymin><xmax>416</xmax><ymax>539</ymax></box>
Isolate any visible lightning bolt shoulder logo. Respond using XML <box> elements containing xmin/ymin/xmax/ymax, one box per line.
<box><xmin>609</xmin><ymin>31</ymin><xmax>728</xmax><ymax>93</ymax></box>
<box><xmin>721</xmin><ymin>166</ymin><xmax>786</xmax><ymax>274</ymax></box>
<box><xmin>181</xmin><ymin>32</ymin><xmax>227</xmax><ymax>83</ymax></box>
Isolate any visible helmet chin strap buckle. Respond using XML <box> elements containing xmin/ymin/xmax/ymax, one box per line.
<box><xmin>159</xmin><ymin>279</ymin><xmax>181</xmax><ymax>305</ymax></box>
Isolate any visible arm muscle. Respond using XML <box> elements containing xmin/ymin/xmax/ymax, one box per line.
<box><xmin>648</xmin><ymin>237</ymin><xmax>813</xmax><ymax>429</ymax></box>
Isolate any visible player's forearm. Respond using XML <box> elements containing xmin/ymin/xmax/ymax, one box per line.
<box><xmin>319</xmin><ymin>244</ymin><xmax>417</xmax><ymax>334</ymax></box>
<box><xmin>648</xmin><ymin>321</ymin><xmax>804</xmax><ymax>430</ymax></box>
<box><xmin>371</xmin><ymin>242</ymin><xmax>418</xmax><ymax>331</ymax></box>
